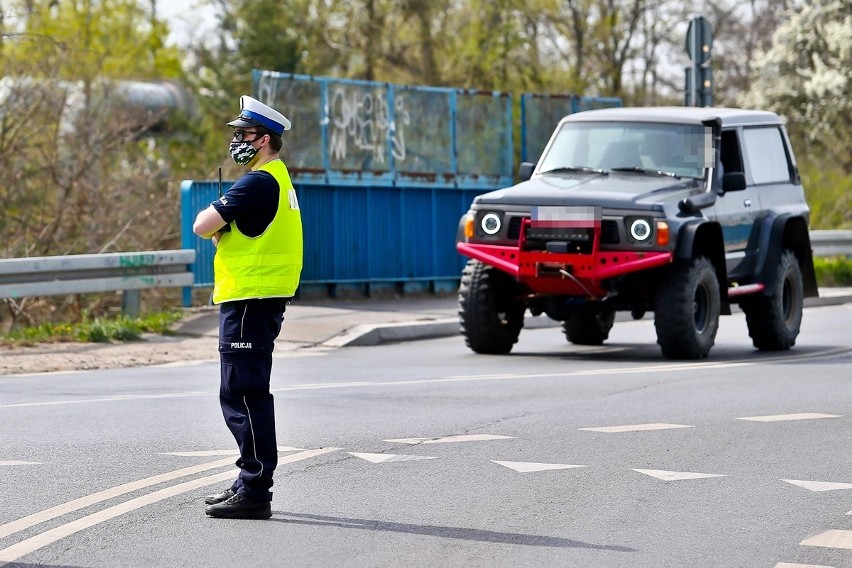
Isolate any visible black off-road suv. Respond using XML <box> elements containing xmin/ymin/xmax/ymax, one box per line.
<box><xmin>456</xmin><ymin>107</ymin><xmax>818</xmax><ymax>359</ymax></box>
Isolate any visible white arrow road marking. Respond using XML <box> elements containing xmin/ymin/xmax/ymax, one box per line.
<box><xmin>736</xmin><ymin>413</ymin><xmax>841</xmax><ymax>422</ymax></box>
<box><xmin>801</xmin><ymin>529</ymin><xmax>852</xmax><ymax>550</ymax></box>
<box><xmin>0</xmin><ymin>461</ymin><xmax>41</xmax><ymax>466</ymax></box>
<box><xmin>491</xmin><ymin>461</ymin><xmax>587</xmax><ymax>473</ymax></box>
<box><xmin>384</xmin><ymin>434</ymin><xmax>515</xmax><ymax>444</ymax></box>
<box><xmin>348</xmin><ymin>452</ymin><xmax>437</xmax><ymax>464</ymax></box>
<box><xmin>775</xmin><ymin>563</ymin><xmax>836</xmax><ymax>567</ymax></box>
<box><xmin>162</xmin><ymin>446</ymin><xmax>304</xmax><ymax>457</ymax></box>
<box><xmin>580</xmin><ymin>423</ymin><xmax>693</xmax><ymax>433</ymax></box>
<box><xmin>0</xmin><ymin>447</ymin><xmax>339</xmax><ymax>567</ymax></box>
<box><xmin>632</xmin><ymin>469</ymin><xmax>726</xmax><ymax>481</ymax></box>
<box><xmin>783</xmin><ymin>479</ymin><xmax>852</xmax><ymax>492</ymax></box>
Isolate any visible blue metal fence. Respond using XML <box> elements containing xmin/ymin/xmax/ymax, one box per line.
<box><xmin>520</xmin><ymin>94</ymin><xmax>623</xmax><ymax>164</ymax></box>
<box><xmin>181</xmin><ymin>179</ymin><xmax>483</xmax><ymax>303</ymax></box>
<box><xmin>180</xmin><ymin>74</ymin><xmax>621</xmax><ymax>304</ymax></box>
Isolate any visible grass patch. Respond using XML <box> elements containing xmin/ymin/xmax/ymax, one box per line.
<box><xmin>814</xmin><ymin>257</ymin><xmax>852</xmax><ymax>287</ymax></box>
<box><xmin>1</xmin><ymin>310</ymin><xmax>183</xmax><ymax>344</ymax></box>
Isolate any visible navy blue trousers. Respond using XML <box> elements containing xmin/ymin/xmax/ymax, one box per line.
<box><xmin>218</xmin><ymin>298</ymin><xmax>287</xmax><ymax>502</ymax></box>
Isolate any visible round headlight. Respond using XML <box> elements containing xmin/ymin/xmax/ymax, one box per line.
<box><xmin>629</xmin><ymin>219</ymin><xmax>652</xmax><ymax>241</ymax></box>
<box><xmin>481</xmin><ymin>213</ymin><xmax>502</xmax><ymax>235</ymax></box>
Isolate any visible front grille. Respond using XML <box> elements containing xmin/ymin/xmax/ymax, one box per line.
<box><xmin>524</xmin><ymin>226</ymin><xmax>594</xmax><ymax>254</ymax></box>
<box><xmin>506</xmin><ymin>216</ymin><xmax>524</xmax><ymax>240</ymax></box>
<box><xmin>601</xmin><ymin>220</ymin><xmax>620</xmax><ymax>244</ymax></box>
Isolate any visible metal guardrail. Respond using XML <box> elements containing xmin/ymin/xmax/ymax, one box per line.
<box><xmin>0</xmin><ymin>250</ymin><xmax>195</xmax><ymax>316</ymax></box>
<box><xmin>810</xmin><ymin>230</ymin><xmax>852</xmax><ymax>257</ymax></box>
<box><xmin>0</xmin><ymin>231</ymin><xmax>846</xmax><ymax>312</ymax></box>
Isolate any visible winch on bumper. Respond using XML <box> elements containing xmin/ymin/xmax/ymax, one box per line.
<box><xmin>456</xmin><ymin>206</ymin><xmax>674</xmax><ymax>298</ymax></box>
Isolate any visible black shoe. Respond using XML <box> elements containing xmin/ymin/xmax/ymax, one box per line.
<box><xmin>205</xmin><ymin>493</ymin><xmax>272</xmax><ymax>519</ymax></box>
<box><xmin>204</xmin><ymin>488</ymin><xmax>236</xmax><ymax>505</ymax></box>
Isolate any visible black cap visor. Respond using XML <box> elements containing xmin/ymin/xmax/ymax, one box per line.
<box><xmin>227</xmin><ymin>117</ymin><xmax>263</xmax><ymax>129</ymax></box>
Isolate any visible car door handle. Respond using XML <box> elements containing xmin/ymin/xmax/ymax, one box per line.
<box><xmin>743</xmin><ymin>199</ymin><xmax>752</xmax><ymax>207</ymax></box>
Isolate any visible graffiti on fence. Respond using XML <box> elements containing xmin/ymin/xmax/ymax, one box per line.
<box><xmin>328</xmin><ymin>87</ymin><xmax>409</xmax><ymax>165</ymax></box>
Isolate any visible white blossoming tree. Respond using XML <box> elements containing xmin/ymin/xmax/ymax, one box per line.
<box><xmin>738</xmin><ymin>0</ymin><xmax>851</xmax><ymax>173</ymax></box>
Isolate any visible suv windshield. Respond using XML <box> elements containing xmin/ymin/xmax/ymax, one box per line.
<box><xmin>537</xmin><ymin>122</ymin><xmax>711</xmax><ymax>180</ymax></box>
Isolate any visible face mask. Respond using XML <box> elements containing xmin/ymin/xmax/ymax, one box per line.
<box><xmin>229</xmin><ymin>141</ymin><xmax>258</xmax><ymax>166</ymax></box>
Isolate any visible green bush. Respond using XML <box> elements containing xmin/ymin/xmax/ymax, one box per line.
<box><xmin>0</xmin><ymin>311</ymin><xmax>182</xmax><ymax>344</ymax></box>
<box><xmin>814</xmin><ymin>257</ymin><xmax>852</xmax><ymax>287</ymax></box>
<box><xmin>800</xmin><ymin>160</ymin><xmax>852</xmax><ymax>230</ymax></box>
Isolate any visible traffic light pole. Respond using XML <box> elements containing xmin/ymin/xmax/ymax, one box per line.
<box><xmin>685</xmin><ymin>16</ymin><xmax>713</xmax><ymax>107</ymax></box>
<box><xmin>687</xmin><ymin>25</ymin><xmax>699</xmax><ymax>106</ymax></box>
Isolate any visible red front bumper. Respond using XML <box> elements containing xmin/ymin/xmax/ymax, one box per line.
<box><xmin>457</xmin><ymin>241</ymin><xmax>673</xmax><ymax>297</ymax></box>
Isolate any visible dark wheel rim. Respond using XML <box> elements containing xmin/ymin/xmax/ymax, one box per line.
<box><xmin>693</xmin><ymin>282</ymin><xmax>709</xmax><ymax>333</ymax></box>
<box><xmin>782</xmin><ymin>274</ymin><xmax>795</xmax><ymax>325</ymax></box>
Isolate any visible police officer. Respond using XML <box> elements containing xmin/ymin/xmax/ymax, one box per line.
<box><xmin>192</xmin><ymin>95</ymin><xmax>303</xmax><ymax>519</ymax></box>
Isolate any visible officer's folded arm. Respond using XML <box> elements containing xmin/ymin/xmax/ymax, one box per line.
<box><xmin>193</xmin><ymin>205</ymin><xmax>228</xmax><ymax>240</ymax></box>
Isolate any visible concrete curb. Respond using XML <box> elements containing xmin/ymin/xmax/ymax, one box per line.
<box><xmin>323</xmin><ymin>318</ymin><xmax>459</xmax><ymax>347</ymax></box>
<box><xmin>325</xmin><ymin>313</ymin><xmax>562</xmax><ymax>348</ymax></box>
<box><xmin>805</xmin><ymin>290</ymin><xmax>852</xmax><ymax>308</ymax></box>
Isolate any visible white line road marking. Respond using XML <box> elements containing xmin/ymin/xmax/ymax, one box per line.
<box><xmin>348</xmin><ymin>452</ymin><xmax>437</xmax><ymax>463</ymax></box>
<box><xmin>632</xmin><ymin>469</ymin><xmax>727</xmax><ymax>481</ymax></box>
<box><xmin>384</xmin><ymin>434</ymin><xmax>515</xmax><ymax>444</ymax></box>
<box><xmin>491</xmin><ymin>461</ymin><xmax>587</xmax><ymax>473</ymax></box>
<box><xmin>0</xmin><ymin>461</ymin><xmax>41</xmax><ymax>466</ymax></box>
<box><xmin>782</xmin><ymin>479</ymin><xmax>852</xmax><ymax>492</ymax></box>
<box><xmin>0</xmin><ymin>470</ymin><xmax>229</xmax><ymax>567</ymax></box>
<box><xmin>0</xmin><ymin>446</ymin><xmax>326</xmax><ymax>541</ymax></box>
<box><xmin>151</xmin><ymin>360</ymin><xmax>213</xmax><ymax>368</ymax></box>
<box><xmin>5</xmin><ymin>346</ymin><xmax>849</xmax><ymax>409</ymax></box>
<box><xmin>801</xmin><ymin>529</ymin><xmax>852</xmax><ymax>550</ymax></box>
<box><xmin>775</xmin><ymin>563</ymin><xmax>836</xmax><ymax>568</ymax></box>
<box><xmin>0</xmin><ymin>448</ymin><xmax>339</xmax><ymax>567</ymax></box>
<box><xmin>1</xmin><ymin>370</ymin><xmax>86</xmax><ymax>379</ymax></box>
<box><xmin>0</xmin><ymin>391</ymin><xmax>212</xmax><ymax>409</ymax></box>
<box><xmin>736</xmin><ymin>413</ymin><xmax>841</xmax><ymax>422</ymax></box>
<box><xmin>580</xmin><ymin>423</ymin><xmax>693</xmax><ymax>433</ymax></box>
<box><xmin>0</xmin><ymin>456</ymin><xmax>234</xmax><ymax>540</ymax></box>
<box><xmin>163</xmin><ymin>450</ymin><xmax>239</xmax><ymax>457</ymax></box>
<box><xmin>162</xmin><ymin>446</ymin><xmax>304</xmax><ymax>457</ymax></box>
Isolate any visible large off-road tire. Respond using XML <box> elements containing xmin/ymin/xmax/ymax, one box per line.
<box><xmin>654</xmin><ymin>256</ymin><xmax>720</xmax><ymax>359</ymax></box>
<box><xmin>562</xmin><ymin>304</ymin><xmax>616</xmax><ymax>345</ymax></box>
<box><xmin>458</xmin><ymin>259</ymin><xmax>525</xmax><ymax>354</ymax></box>
<box><xmin>740</xmin><ymin>250</ymin><xmax>803</xmax><ymax>351</ymax></box>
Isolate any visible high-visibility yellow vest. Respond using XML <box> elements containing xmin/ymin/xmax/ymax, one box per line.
<box><xmin>212</xmin><ymin>159</ymin><xmax>303</xmax><ymax>303</ymax></box>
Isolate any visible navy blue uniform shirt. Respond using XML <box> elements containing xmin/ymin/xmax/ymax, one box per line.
<box><xmin>211</xmin><ymin>170</ymin><xmax>279</xmax><ymax>238</ymax></box>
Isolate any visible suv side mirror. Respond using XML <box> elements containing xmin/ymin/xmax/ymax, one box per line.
<box><xmin>723</xmin><ymin>172</ymin><xmax>747</xmax><ymax>192</ymax></box>
<box><xmin>518</xmin><ymin>162</ymin><xmax>535</xmax><ymax>182</ymax></box>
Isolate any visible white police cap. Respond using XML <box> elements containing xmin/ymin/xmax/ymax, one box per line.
<box><xmin>226</xmin><ymin>95</ymin><xmax>291</xmax><ymax>136</ymax></box>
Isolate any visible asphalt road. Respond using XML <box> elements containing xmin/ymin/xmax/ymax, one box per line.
<box><xmin>1</xmin><ymin>304</ymin><xmax>851</xmax><ymax>568</ymax></box>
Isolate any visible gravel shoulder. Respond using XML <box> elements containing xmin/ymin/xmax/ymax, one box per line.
<box><xmin>0</xmin><ymin>335</ymin><xmax>219</xmax><ymax>376</ymax></box>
